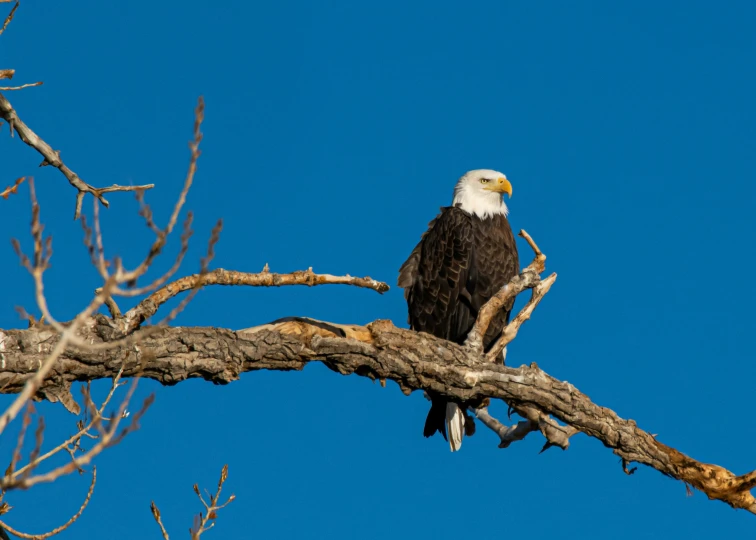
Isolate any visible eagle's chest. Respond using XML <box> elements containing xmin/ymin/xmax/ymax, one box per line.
<box><xmin>469</xmin><ymin>216</ymin><xmax>517</xmax><ymax>292</ymax></box>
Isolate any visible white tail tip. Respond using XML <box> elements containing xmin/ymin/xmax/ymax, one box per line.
<box><xmin>446</xmin><ymin>402</ymin><xmax>465</xmax><ymax>452</ymax></box>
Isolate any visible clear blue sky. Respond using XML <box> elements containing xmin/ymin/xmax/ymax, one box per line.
<box><xmin>2</xmin><ymin>1</ymin><xmax>755</xmax><ymax>538</ymax></box>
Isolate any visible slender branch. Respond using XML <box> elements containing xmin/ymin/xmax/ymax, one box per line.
<box><xmin>111</xmin><ymin>97</ymin><xmax>205</xmax><ymax>288</ymax></box>
<box><xmin>473</xmin><ymin>406</ymin><xmax>538</xmax><ymax>448</ymax></box>
<box><xmin>0</xmin><ymin>378</ymin><xmax>152</xmax><ymax>490</ymax></box>
<box><xmin>473</xmin><ymin>404</ymin><xmax>578</xmax><ymax>451</ymax></box>
<box><xmin>11</xmin><ymin>367</ymin><xmax>127</xmax><ymax>480</ymax></box>
<box><xmin>120</xmin><ymin>266</ymin><xmax>390</xmax><ymax>335</ymax></box>
<box><xmin>0</xmin><ymin>82</ymin><xmax>42</xmax><ymax>91</ymax></box>
<box><xmin>150</xmin><ymin>502</ymin><xmax>170</xmax><ymax>540</ymax></box>
<box><xmin>0</xmin><ymin>1</ymin><xmax>18</xmax><ymax>38</ymax></box>
<box><xmin>464</xmin><ymin>229</ymin><xmax>547</xmax><ymax>353</ymax></box>
<box><xmin>151</xmin><ymin>465</ymin><xmax>234</xmax><ymax>540</ymax></box>
<box><xmin>190</xmin><ymin>465</ymin><xmax>235</xmax><ymax>539</ymax></box>
<box><xmin>0</xmin><ymin>92</ymin><xmax>154</xmax><ymax>219</ymax></box>
<box><xmin>0</xmin><ymin>176</ymin><xmax>24</xmax><ymax>200</ymax></box>
<box><xmin>485</xmin><ymin>272</ymin><xmax>557</xmax><ymax>362</ymax></box>
<box><xmin>0</xmin><ymin>467</ymin><xmax>96</xmax><ymax>539</ymax></box>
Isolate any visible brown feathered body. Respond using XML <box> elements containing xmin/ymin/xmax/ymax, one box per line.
<box><xmin>398</xmin><ymin>205</ymin><xmax>519</xmax><ymax>444</ymax></box>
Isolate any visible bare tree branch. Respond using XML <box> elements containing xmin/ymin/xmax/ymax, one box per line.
<box><xmin>473</xmin><ymin>406</ymin><xmax>538</xmax><ymax>448</ymax></box>
<box><xmin>0</xmin><ymin>2</ymin><xmax>18</xmax><ymax>38</ymax></box>
<box><xmin>0</xmin><ymin>467</ymin><xmax>96</xmax><ymax>539</ymax></box>
<box><xmin>464</xmin><ymin>230</ymin><xmax>548</xmax><ymax>354</ymax></box>
<box><xmin>151</xmin><ymin>465</ymin><xmax>234</xmax><ymax>540</ymax></box>
<box><xmin>0</xmin><ymin>92</ymin><xmax>154</xmax><ymax>219</ymax></box>
<box><xmin>0</xmin><ymin>82</ymin><xmax>42</xmax><ymax>91</ymax></box>
<box><xmin>1</xmin><ymin>302</ymin><xmax>754</xmax><ymax>515</ymax></box>
<box><xmin>119</xmin><ymin>266</ymin><xmax>389</xmax><ymax>335</ymax></box>
<box><xmin>190</xmin><ymin>465</ymin><xmax>235</xmax><ymax>539</ymax></box>
<box><xmin>150</xmin><ymin>501</ymin><xmax>170</xmax><ymax>540</ymax></box>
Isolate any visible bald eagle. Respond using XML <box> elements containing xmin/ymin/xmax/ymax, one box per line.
<box><xmin>397</xmin><ymin>169</ymin><xmax>519</xmax><ymax>452</ymax></box>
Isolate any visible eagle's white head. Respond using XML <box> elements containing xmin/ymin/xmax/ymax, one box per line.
<box><xmin>451</xmin><ymin>169</ymin><xmax>512</xmax><ymax>219</ymax></box>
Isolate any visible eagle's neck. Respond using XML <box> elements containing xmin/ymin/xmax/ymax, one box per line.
<box><xmin>452</xmin><ymin>186</ymin><xmax>509</xmax><ymax>219</ymax></box>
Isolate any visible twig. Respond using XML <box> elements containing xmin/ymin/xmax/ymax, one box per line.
<box><xmin>95</xmin><ymin>287</ymin><xmax>122</xmax><ymax>318</ymax></box>
<box><xmin>2</xmin><ymin>178</ymin><xmax>102</xmax><ymax>435</ymax></box>
<box><xmin>11</xmin><ymin>367</ymin><xmax>126</xmax><ymax>480</ymax></box>
<box><xmin>0</xmin><ymin>176</ymin><xmax>24</xmax><ymax>200</ymax></box>
<box><xmin>0</xmin><ymin>379</ymin><xmax>153</xmax><ymax>490</ymax></box>
<box><xmin>150</xmin><ymin>502</ymin><xmax>170</xmax><ymax>540</ymax></box>
<box><xmin>0</xmin><ymin>70</ymin><xmax>13</xmax><ymax>81</ymax></box>
<box><xmin>484</xmin><ymin>273</ymin><xmax>557</xmax><ymax>362</ymax></box>
<box><xmin>0</xmin><ymin>93</ymin><xmax>154</xmax><ymax>219</ymax></box>
<box><xmin>113</xmin><ymin>97</ymin><xmax>205</xmax><ymax>289</ymax></box>
<box><xmin>0</xmin><ymin>467</ymin><xmax>96</xmax><ymax>539</ymax></box>
<box><xmin>190</xmin><ymin>465</ymin><xmax>235</xmax><ymax>539</ymax></box>
<box><xmin>0</xmin><ymin>82</ymin><xmax>42</xmax><ymax>91</ymax></box>
<box><xmin>0</xmin><ymin>1</ymin><xmax>18</xmax><ymax>38</ymax></box>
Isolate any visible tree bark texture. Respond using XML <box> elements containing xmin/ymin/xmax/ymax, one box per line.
<box><xmin>0</xmin><ymin>315</ymin><xmax>754</xmax><ymax>514</ymax></box>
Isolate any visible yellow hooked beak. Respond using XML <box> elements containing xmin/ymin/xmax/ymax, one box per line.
<box><xmin>486</xmin><ymin>177</ymin><xmax>512</xmax><ymax>198</ymax></box>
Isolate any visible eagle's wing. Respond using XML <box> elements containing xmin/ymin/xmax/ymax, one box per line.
<box><xmin>398</xmin><ymin>206</ymin><xmax>475</xmax><ymax>343</ymax></box>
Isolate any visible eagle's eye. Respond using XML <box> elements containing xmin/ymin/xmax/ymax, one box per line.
<box><xmin>480</xmin><ymin>178</ymin><xmax>490</xmax><ymax>184</ymax></box>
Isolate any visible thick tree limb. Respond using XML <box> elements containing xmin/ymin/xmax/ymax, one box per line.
<box><xmin>0</xmin><ymin>92</ymin><xmax>154</xmax><ymax>219</ymax></box>
<box><xmin>0</xmin><ymin>317</ymin><xmax>754</xmax><ymax>515</ymax></box>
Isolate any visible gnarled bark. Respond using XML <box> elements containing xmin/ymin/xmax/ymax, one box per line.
<box><xmin>0</xmin><ymin>314</ymin><xmax>754</xmax><ymax>515</ymax></box>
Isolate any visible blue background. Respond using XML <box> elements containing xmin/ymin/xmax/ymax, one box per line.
<box><xmin>2</xmin><ymin>1</ymin><xmax>755</xmax><ymax>538</ymax></box>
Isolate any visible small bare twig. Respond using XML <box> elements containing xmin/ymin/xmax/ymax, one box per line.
<box><xmin>0</xmin><ymin>176</ymin><xmax>24</xmax><ymax>200</ymax></box>
<box><xmin>485</xmin><ymin>272</ymin><xmax>557</xmax><ymax>362</ymax></box>
<box><xmin>0</xmin><ymin>379</ymin><xmax>153</xmax><ymax>490</ymax></box>
<box><xmin>150</xmin><ymin>502</ymin><xmax>170</xmax><ymax>540</ymax></box>
<box><xmin>0</xmin><ymin>1</ymin><xmax>18</xmax><ymax>38</ymax></box>
<box><xmin>190</xmin><ymin>465</ymin><xmax>235</xmax><ymax>539</ymax></box>
<box><xmin>0</xmin><ymin>82</ymin><xmax>42</xmax><ymax>91</ymax></box>
<box><xmin>151</xmin><ymin>465</ymin><xmax>235</xmax><ymax>540</ymax></box>
<box><xmin>0</xmin><ymin>467</ymin><xmax>96</xmax><ymax>539</ymax></box>
<box><xmin>113</xmin><ymin>97</ymin><xmax>205</xmax><ymax>289</ymax></box>
<box><xmin>0</xmin><ymin>93</ymin><xmax>154</xmax><ymax>219</ymax></box>
<box><xmin>11</xmin><ymin>367</ymin><xmax>127</xmax><ymax>481</ymax></box>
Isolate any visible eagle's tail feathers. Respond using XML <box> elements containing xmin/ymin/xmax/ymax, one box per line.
<box><xmin>446</xmin><ymin>402</ymin><xmax>465</xmax><ymax>452</ymax></box>
<box><xmin>424</xmin><ymin>399</ymin><xmax>448</xmax><ymax>441</ymax></box>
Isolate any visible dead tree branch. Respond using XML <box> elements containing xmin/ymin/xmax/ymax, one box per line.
<box><xmin>0</xmin><ymin>82</ymin><xmax>42</xmax><ymax>91</ymax></box>
<box><xmin>0</xmin><ymin>2</ymin><xmax>18</xmax><ymax>38</ymax></box>
<box><xmin>1</xmin><ymin>305</ymin><xmax>755</xmax><ymax>514</ymax></box>
<box><xmin>0</xmin><ymin>92</ymin><xmax>154</xmax><ymax>219</ymax></box>
<box><xmin>119</xmin><ymin>266</ymin><xmax>389</xmax><ymax>334</ymax></box>
<box><xmin>0</xmin><ymin>467</ymin><xmax>96</xmax><ymax>539</ymax></box>
<box><xmin>464</xmin><ymin>230</ymin><xmax>549</xmax><ymax>354</ymax></box>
